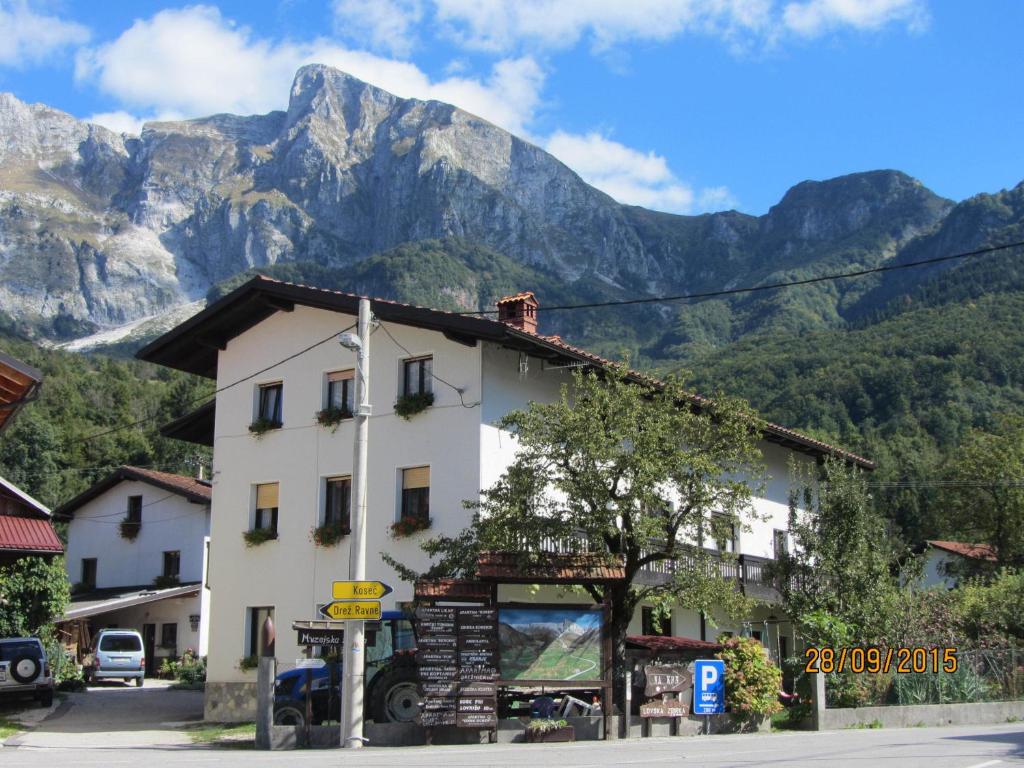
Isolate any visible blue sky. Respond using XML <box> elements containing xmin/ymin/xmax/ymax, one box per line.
<box><xmin>2</xmin><ymin>1</ymin><xmax>1021</xmax><ymax>215</ymax></box>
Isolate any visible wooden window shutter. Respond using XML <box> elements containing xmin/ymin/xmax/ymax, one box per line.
<box><xmin>402</xmin><ymin>466</ymin><xmax>430</xmax><ymax>489</ymax></box>
<box><xmin>327</xmin><ymin>370</ymin><xmax>354</xmax><ymax>382</ymax></box>
<box><xmin>256</xmin><ymin>482</ymin><xmax>279</xmax><ymax>509</ymax></box>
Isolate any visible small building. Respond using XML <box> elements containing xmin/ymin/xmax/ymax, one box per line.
<box><xmin>0</xmin><ymin>351</ymin><xmax>63</xmax><ymax>569</ymax></box>
<box><xmin>919</xmin><ymin>540</ymin><xmax>997</xmax><ymax>589</ymax></box>
<box><xmin>53</xmin><ymin>466</ymin><xmax>212</xmax><ymax>672</ymax></box>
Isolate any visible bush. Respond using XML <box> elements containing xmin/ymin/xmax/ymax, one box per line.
<box><xmin>716</xmin><ymin>636</ymin><xmax>783</xmax><ymax>718</ymax></box>
<box><xmin>119</xmin><ymin>519</ymin><xmax>140</xmax><ymax>540</ymax></box>
<box><xmin>238</xmin><ymin>655</ymin><xmax>258</xmax><ymax>671</ymax></box>
<box><xmin>311</xmin><ymin>522</ymin><xmax>348</xmax><ymax>547</ymax></box>
<box><xmin>0</xmin><ymin>557</ymin><xmax>70</xmax><ymax>637</ymax></box>
<box><xmin>390</xmin><ymin>515</ymin><xmax>431</xmax><ymax>538</ymax></box>
<box><xmin>243</xmin><ymin>528</ymin><xmax>278</xmax><ymax>547</ymax></box>
<box><xmin>161</xmin><ymin>648</ymin><xmax>207</xmax><ymax>686</ymax></box>
<box><xmin>394</xmin><ymin>391</ymin><xmax>434</xmax><ymax>419</ymax></box>
<box><xmin>248</xmin><ymin>417</ymin><xmax>281</xmax><ymax>436</ymax></box>
<box><xmin>315</xmin><ymin>406</ymin><xmax>351</xmax><ymax>429</ymax></box>
<box><xmin>152</xmin><ymin>574</ymin><xmax>181</xmax><ymax>589</ymax></box>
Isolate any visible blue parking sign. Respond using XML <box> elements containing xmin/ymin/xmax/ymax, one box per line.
<box><xmin>693</xmin><ymin>659</ymin><xmax>725</xmax><ymax>715</ymax></box>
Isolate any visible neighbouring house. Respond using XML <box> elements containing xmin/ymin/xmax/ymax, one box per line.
<box><xmin>0</xmin><ymin>352</ymin><xmax>63</xmax><ymax>571</ymax></box>
<box><xmin>137</xmin><ymin>276</ymin><xmax>873</xmax><ymax>721</ymax></box>
<box><xmin>918</xmin><ymin>540</ymin><xmax>998</xmax><ymax>589</ymax></box>
<box><xmin>53</xmin><ymin>466</ymin><xmax>212</xmax><ymax>673</ymax></box>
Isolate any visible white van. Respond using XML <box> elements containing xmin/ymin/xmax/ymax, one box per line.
<box><xmin>84</xmin><ymin>629</ymin><xmax>146</xmax><ymax>686</ymax></box>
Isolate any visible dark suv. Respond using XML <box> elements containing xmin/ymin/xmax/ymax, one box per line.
<box><xmin>0</xmin><ymin>637</ymin><xmax>54</xmax><ymax>707</ymax></box>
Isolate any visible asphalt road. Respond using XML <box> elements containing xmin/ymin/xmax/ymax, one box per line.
<box><xmin>2</xmin><ymin>720</ymin><xmax>1023</xmax><ymax>767</ymax></box>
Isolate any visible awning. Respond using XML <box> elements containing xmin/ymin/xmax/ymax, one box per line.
<box><xmin>61</xmin><ymin>583</ymin><xmax>201</xmax><ymax>622</ymax></box>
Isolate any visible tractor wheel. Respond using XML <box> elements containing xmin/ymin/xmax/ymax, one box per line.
<box><xmin>274</xmin><ymin>705</ymin><xmax>306</xmax><ymax>727</ymax></box>
<box><xmin>368</xmin><ymin>664</ymin><xmax>422</xmax><ymax>724</ymax></box>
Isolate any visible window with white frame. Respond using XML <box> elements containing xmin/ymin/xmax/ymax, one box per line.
<box><xmin>401</xmin><ymin>356</ymin><xmax>433</xmax><ymax>397</ymax></box>
<box><xmin>324</xmin><ymin>476</ymin><xmax>351</xmax><ymax>529</ymax></box>
<box><xmin>325</xmin><ymin>370</ymin><xmax>354</xmax><ymax>416</ymax></box>
<box><xmin>400</xmin><ymin>466</ymin><xmax>430</xmax><ymax>522</ymax></box>
<box><xmin>256</xmin><ymin>382</ymin><xmax>283</xmax><ymax>425</ymax></box>
<box><xmin>253</xmin><ymin>482</ymin><xmax>279</xmax><ymax>535</ymax></box>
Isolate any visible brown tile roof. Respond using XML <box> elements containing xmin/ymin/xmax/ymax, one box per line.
<box><xmin>627</xmin><ymin>635</ymin><xmax>723</xmax><ymax>654</ymax></box>
<box><xmin>476</xmin><ymin>551</ymin><xmax>625</xmax><ymax>583</ymax></box>
<box><xmin>927</xmin><ymin>540</ymin><xmax>998</xmax><ymax>561</ymax></box>
<box><xmin>138</xmin><ymin>276</ymin><xmax>873</xmax><ymax>468</ymax></box>
<box><xmin>53</xmin><ymin>466</ymin><xmax>211</xmax><ymax>519</ymax></box>
<box><xmin>414</xmin><ymin>579</ymin><xmax>494</xmax><ymax>601</ymax></box>
<box><xmin>496</xmin><ymin>291</ymin><xmax>537</xmax><ymax>305</ymax></box>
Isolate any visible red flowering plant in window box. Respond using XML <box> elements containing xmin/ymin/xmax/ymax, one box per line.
<box><xmin>389</xmin><ymin>515</ymin><xmax>431</xmax><ymax>538</ymax></box>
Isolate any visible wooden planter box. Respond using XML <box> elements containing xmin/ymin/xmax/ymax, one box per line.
<box><xmin>525</xmin><ymin>725</ymin><xmax>575</xmax><ymax>743</ymax></box>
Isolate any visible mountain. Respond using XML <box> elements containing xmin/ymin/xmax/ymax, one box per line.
<box><xmin>0</xmin><ymin>64</ymin><xmax>954</xmax><ymax>344</ymax></box>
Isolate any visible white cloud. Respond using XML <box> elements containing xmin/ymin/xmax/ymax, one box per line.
<box><xmin>545</xmin><ymin>131</ymin><xmax>734</xmax><ymax>214</ymax></box>
<box><xmin>783</xmin><ymin>0</ymin><xmax>928</xmax><ymax>37</ymax></box>
<box><xmin>84</xmin><ymin>111</ymin><xmax>147</xmax><ymax>136</ymax></box>
<box><xmin>332</xmin><ymin>0</ymin><xmax>423</xmax><ymax>57</ymax></box>
<box><xmin>431</xmin><ymin>0</ymin><xmax>927</xmax><ymax>52</ymax></box>
<box><xmin>74</xmin><ymin>5</ymin><xmax>543</xmax><ymax>135</ymax></box>
<box><xmin>0</xmin><ymin>0</ymin><xmax>89</xmax><ymax>67</ymax></box>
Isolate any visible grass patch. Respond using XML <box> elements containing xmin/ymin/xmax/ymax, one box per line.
<box><xmin>186</xmin><ymin>721</ymin><xmax>255</xmax><ymax>748</ymax></box>
<box><xmin>770</xmin><ymin>709</ymin><xmax>807</xmax><ymax>731</ymax></box>
<box><xmin>845</xmin><ymin>719</ymin><xmax>884</xmax><ymax>730</ymax></box>
<box><xmin>0</xmin><ymin>718</ymin><xmax>23</xmax><ymax>740</ymax></box>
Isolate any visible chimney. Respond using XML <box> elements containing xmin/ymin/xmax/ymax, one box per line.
<box><xmin>496</xmin><ymin>291</ymin><xmax>539</xmax><ymax>334</ymax></box>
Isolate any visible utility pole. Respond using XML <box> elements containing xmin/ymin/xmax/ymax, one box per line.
<box><xmin>341</xmin><ymin>298</ymin><xmax>371</xmax><ymax>749</ymax></box>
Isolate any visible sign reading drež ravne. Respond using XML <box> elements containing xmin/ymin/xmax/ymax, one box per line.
<box><xmin>415</xmin><ymin>606</ymin><xmax>498</xmax><ymax>729</ymax></box>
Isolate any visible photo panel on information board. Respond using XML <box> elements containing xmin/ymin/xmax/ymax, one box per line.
<box><xmin>498</xmin><ymin>606</ymin><xmax>604</xmax><ymax>682</ymax></box>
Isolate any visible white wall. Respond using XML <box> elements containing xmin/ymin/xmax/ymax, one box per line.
<box><xmin>93</xmin><ymin>593</ymin><xmax>203</xmax><ymax>662</ymax></box>
<box><xmin>65</xmin><ymin>479</ymin><xmax>210</xmax><ymax>588</ymax></box>
<box><xmin>206</xmin><ymin>306</ymin><xmax>484</xmax><ymax>683</ymax></box>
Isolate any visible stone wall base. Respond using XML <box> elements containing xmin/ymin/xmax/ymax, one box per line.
<box><xmin>816</xmin><ymin>700</ymin><xmax>1024</xmax><ymax>730</ymax></box>
<box><xmin>205</xmin><ymin>682</ymin><xmax>257</xmax><ymax>722</ymax></box>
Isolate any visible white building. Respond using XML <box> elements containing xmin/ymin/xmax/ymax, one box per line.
<box><xmin>917</xmin><ymin>540</ymin><xmax>996</xmax><ymax>589</ymax></box>
<box><xmin>55</xmin><ymin>466</ymin><xmax>212</xmax><ymax>672</ymax></box>
<box><xmin>137</xmin><ymin>277</ymin><xmax>873</xmax><ymax>720</ymax></box>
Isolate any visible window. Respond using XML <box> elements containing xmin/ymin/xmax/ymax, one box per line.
<box><xmin>81</xmin><ymin>558</ymin><xmax>97</xmax><ymax>589</ymax></box>
<box><xmin>400</xmin><ymin>467</ymin><xmax>430</xmax><ymax>522</ymax></box>
<box><xmin>641</xmin><ymin>606</ymin><xmax>671</xmax><ymax>636</ymax></box>
<box><xmin>257</xmin><ymin>382</ymin><xmax>283</xmax><ymax>424</ymax></box>
<box><xmin>254</xmin><ymin>483</ymin><xmax>279</xmax><ymax>534</ymax></box>
<box><xmin>126</xmin><ymin>495</ymin><xmax>142</xmax><ymax>524</ymax></box>
<box><xmin>773</xmin><ymin>529</ymin><xmax>788</xmax><ymax>559</ymax></box>
<box><xmin>163</xmin><ymin>550</ymin><xmax>180</xmax><ymax>579</ymax></box>
<box><xmin>247</xmin><ymin>606</ymin><xmax>274</xmax><ymax>657</ymax></box>
<box><xmin>99</xmin><ymin>634</ymin><xmax>141</xmax><ymax>652</ymax></box>
<box><xmin>402</xmin><ymin>356</ymin><xmax>433</xmax><ymax>396</ymax></box>
<box><xmin>160</xmin><ymin>623</ymin><xmax>178</xmax><ymax>649</ymax></box>
<box><xmin>711</xmin><ymin>514</ymin><xmax>738</xmax><ymax>553</ymax></box>
<box><xmin>324</xmin><ymin>476</ymin><xmax>351</xmax><ymax>529</ymax></box>
<box><xmin>326</xmin><ymin>370</ymin><xmax>355</xmax><ymax>416</ymax></box>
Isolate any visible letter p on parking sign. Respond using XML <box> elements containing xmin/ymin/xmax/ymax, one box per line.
<box><xmin>693</xmin><ymin>659</ymin><xmax>725</xmax><ymax>715</ymax></box>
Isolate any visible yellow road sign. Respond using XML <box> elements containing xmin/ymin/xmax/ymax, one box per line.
<box><xmin>332</xmin><ymin>580</ymin><xmax>393</xmax><ymax>600</ymax></box>
<box><xmin>318</xmin><ymin>600</ymin><xmax>382</xmax><ymax>621</ymax></box>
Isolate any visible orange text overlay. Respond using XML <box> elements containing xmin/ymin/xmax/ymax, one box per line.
<box><xmin>804</xmin><ymin>647</ymin><xmax>958</xmax><ymax>675</ymax></box>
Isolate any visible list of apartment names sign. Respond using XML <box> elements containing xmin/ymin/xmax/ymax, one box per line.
<box><xmin>415</xmin><ymin>606</ymin><xmax>498</xmax><ymax>728</ymax></box>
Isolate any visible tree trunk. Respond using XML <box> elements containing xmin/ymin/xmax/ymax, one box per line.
<box><xmin>606</xmin><ymin>582</ymin><xmax>634</xmax><ymax>714</ymax></box>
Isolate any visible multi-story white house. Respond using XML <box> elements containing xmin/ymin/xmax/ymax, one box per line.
<box><xmin>138</xmin><ymin>276</ymin><xmax>873</xmax><ymax>720</ymax></box>
<box><xmin>55</xmin><ymin>466</ymin><xmax>212</xmax><ymax>672</ymax></box>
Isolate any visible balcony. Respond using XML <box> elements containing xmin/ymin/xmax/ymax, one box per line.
<box><xmin>509</xmin><ymin>529</ymin><xmax>783</xmax><ymax>604</ymax></box>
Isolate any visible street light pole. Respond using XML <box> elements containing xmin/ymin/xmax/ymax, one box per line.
<box><xmin>341</xmin><ymin>298</ymin><xmax>371</xmax><ymax>748</ymax></box>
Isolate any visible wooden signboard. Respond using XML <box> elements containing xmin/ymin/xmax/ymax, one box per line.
<box><xmin>643</xmin><ymin>664</ymin><xmax>692</xmax><ymax>697</ymax></box>
<box><xmin>415</xmin><ymin>604</ymin><xmax>499</xmax><ymax>729</ymax></box>
<box><xmin>640</xmin><ymin>699</ymin><xmax>689</xmax><ymax>718</ymax></box>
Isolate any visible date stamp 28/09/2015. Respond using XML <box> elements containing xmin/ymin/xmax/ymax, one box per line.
<box><xmin>804</xmin><ymin>647</ymin><xmax>958</xmax><ymax>675</ymax></box>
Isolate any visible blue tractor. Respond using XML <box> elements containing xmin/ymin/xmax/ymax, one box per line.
<box><xmin>274</xmin><ymin>612</ymin><xmax>421</xmax><ymax>726</ymax></box>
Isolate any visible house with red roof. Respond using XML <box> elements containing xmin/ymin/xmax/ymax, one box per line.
<box><xmin>53</xmin><ymin>466</ymin><xmax>212</xmax><ymax>672</ymax></box>
<box><xmin>919</xmin><ymin>540</ymin><xmax>998</xmax><ymax>589</ymax></box>
<box><xmin>138</xmin><ymin>277</ymin><xmax>872</xmax><ymax>721</ymax></box>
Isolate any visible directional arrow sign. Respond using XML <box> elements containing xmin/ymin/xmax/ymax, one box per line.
<box><xmin>332</xmin><ymin>580</ymin><xmax>393</xmax><ymax>600</ymax></box>
<box><xmin>318</xmin><ymin>600</ymin><xmax>382</xmax><ymax>621</ymax></box>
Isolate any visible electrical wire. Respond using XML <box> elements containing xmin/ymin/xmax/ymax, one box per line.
<box><xmin>59</xmin><ymin>322</ymin><xmax>358</xmax><ymax>448</ymax></box>
<box><xmin>453</xmin><ymin>239</ymin><xmax>1024</xmax><ymax>315</ymax></box>
<box><xmin>376</xmin><ymin>321</ymin><xmax>479</xmax><ymax>409</ymax></box>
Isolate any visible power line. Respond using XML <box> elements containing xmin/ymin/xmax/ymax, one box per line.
<box><xmin>455</xmin><ymin>239</ymin><xmax>1024</xmax><ymax>315</ymax></box>
<box><xmin>61</xmin><ymin>322</ymin><xmax>358</xmax><ymax>448</ymax></box>
<box><xmin>377</xmin><ymin>321</ymin><xmax>479</xmax><ymax>409</ymax></box>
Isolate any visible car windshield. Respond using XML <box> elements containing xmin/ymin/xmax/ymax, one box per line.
<box><xmin>99</xmin><ymin>635</ymin><xmax>142</xmax><ymax>652</ymax></box>
<box><xmin>0</xmin><ymin>642</ymin><xmax>40</xmax><ymax>662</ymax></box>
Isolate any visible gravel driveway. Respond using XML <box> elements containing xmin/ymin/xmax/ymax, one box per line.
<box><xmin>5</xmin><ymin>679</ymin><xmax>204</xmax><ymax>749</ymax></box>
